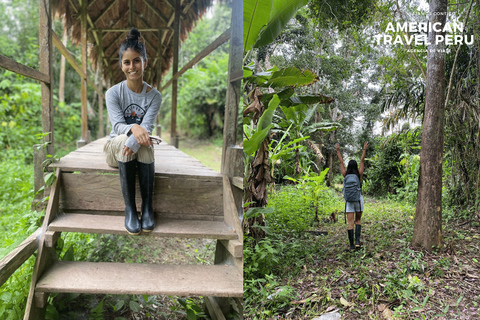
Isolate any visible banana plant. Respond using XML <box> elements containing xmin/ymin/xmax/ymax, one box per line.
<box><xmin>274</xmin><ymin>103</ymin><xmax>340</xmax><ymax>175</ymax></box>
<box><xmin>243</xmin><ymin>64</ymin><xmax>334</xmax><ymax>240</ymax></box>
<box><xmin>284</xmin><ymin>168</ymin><xmax>330</xmax><ymax>224</ymax></box>
<box><xmin>244</xmin><ymin>0</ymin><xmax>311</xmax><ymax>53</ymax></box>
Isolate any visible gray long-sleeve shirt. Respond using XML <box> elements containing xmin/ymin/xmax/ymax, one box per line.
<box><xmin>106</xmin><ymin>80</ymin><xmax>162</xmax><ymax>153</ymax></box>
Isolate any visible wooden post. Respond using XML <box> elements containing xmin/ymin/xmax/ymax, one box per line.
<box><xmin>156</xmin><ymin>29</ymin><xmax>163</xmax><ymax>137</ymax></box>
<box><xmin>171</xmin><ymin>0</ymin><xmax>180</xmax><ymax>148</ymax></box>
<box><xmin>32</xmin><ymin>145</ymin><xmax>47</xmax><ymax>211</ymax></box>
<box><xmin>220</xmin><ymin>0</ymin><xmax>242</xmax><ymax>173</ymax></box>
<box><xmin>59</xmin><ymin>27</ymin><xmax>67</xmax><ymax>104</ymax></box>
<box><xmin>98</xmin><ymin>33</ymin><xmax>105</xmax><ymax>137</ymax></box>
<box><xmin>79</xmin><ymin>0</ymin><xmax>88</xmax><ymax>146</ymax></box>
<box><xmin>39</xmin><ymin>0</ymin><xmax>54</xmax><ymax>156</ymax></box>
<box><xmin>208</xmin><ymin>1</ymin><xmax>244</xmax><ymax>318</ymax></box>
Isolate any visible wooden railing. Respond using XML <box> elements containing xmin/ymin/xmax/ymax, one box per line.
<box><xmin>0</xmin><ymin>229</ymin><xmax>40</xmax><ymax>288</ymax></box>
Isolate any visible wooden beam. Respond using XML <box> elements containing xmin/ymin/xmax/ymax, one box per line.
<box><xmin>0</xmin><ymin>55</ymin><xmax>50</xmax><ymax>83</ymax></box>
<box><xmin>52</xmin><ymin>31</ymin><xmax>105</xmax><ymax>99</ymax></box>
<box><xmin>129</xmin><ymin>0</ymin><xmax>133</xmax><ymax>27</ymax></box>
<box><xmin>44</xmin><ymin>231</ymin><xmax>61</xmax><ymax>248</ymax></box>
<box><xmin>155</xmin><ymin>29</ymin><xmax>163</xmax><ymax>136</ymax></box>
<box><xmin>165</xmin><ymin>0</ymin><xmax>175</xmax><ymax>9</ymax></box>
<box><xmin>34</xmin><ymin>292</ymin><xmax>48</xmax><ymax>309</ymax></box>
<box><xmin>222</xmin><ymin>175</ymin><xmax>243</xmax><ymax>242</ymax></box>
<box><xmin>80</xmin><ymin>0</ymin><xmax>88</xmax><ymax>142</ymax></box>
<box><xmin>105</xmin><ymin>32</ymin><xmax>124</xmax><ymax>56</ymax></box>
<box><xmin>182</xmin><ymin>0</ymin><xmax>195</xmax><ymax>19</ymax></box>
<box><xmin>160</xmin><ymin>28</ymin><xmax>230</xmax><ymax>92</ymax></box>
<box><xmin>232</xmin><ymin>176</ymin><xmax>243</xmax><ymax>190</ymax></box>
<box><xmin>205</xmin><ymin>297</ymin><xmax>226</xmax><ymax>320</ymax></box>
<box><xmin>170</xmin><ymin>0</ymin><xmax>180</xmax><ymax>147</ymax></box>
<box><xmin>221</xmin><ymin>0</ymin><xmax>242</xmax><ymax>172</ymax></box>
<box><xmin>98</xmin><ymin>32</ymin><xmax>105</xmax><ymax>137</ymax></box>
<box><xmin>87</xmin><ymin>0</ymin><xmax>98</xmax><ymax>9</ymax></box>
<box><xmin>24</xmin><ymin>168</ymin><xmax>61</xmax><ymax>319</ymax></box>
<box><xmin>160</xmin><ymin>0</ymin><xmax>192</xmax><ymax>57</ymax></box>
<box><xmin>143</xmin><ymin>0</ymin><xmax>167</xmax><ymax>23</ymax></box>
<box><xmin>0</xmin><ymin>229</ymin><xmax>40</xmax><ymax>287</ymax></box>
<box><xmin>39</xmin><ymin>0</ymin><xmax>54</xmax><ymax>157</ymax></box>
<box><xmin>68</xmin><ymin>0</ymin><xmax>78</xmax><ymax>13</ymax></box>
<box><xmin>91</xmin><ymin>27</ymin><xmax>171</xmax><ymax>32</ymax></box>
<box><xmin>155</xmin><ymin>29</ymin><xmax>164</xmax><ymax>90</ymax></box>
<box><xmin>93</xmin><ymin>0</ymin><xmax>117</xmax><ymax>25</ymax></box>
<box><xmin>219</xmin><ymin>240</ymin><xmax>242</xmax><ymax>259</ymax></box>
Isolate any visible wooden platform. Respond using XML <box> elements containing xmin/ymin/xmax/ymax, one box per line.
<box><xmin>52</xmin><ymin>137</ymin><xmax>225</xmax><ymax>221</ymax></box>
<box><xmin>23</xmin><ymin>137</ymin><xmax>243</xmax><ymax>319</ymax></box>
<box><xmin>48</xmin><ymin>213</ymin><xmax>237</xmax><ymax>239</ymax></box>
<box><xmin>53</xmin><ymin>137</ymin><xmax>221</xmax><ymax>178</ymax></box>
<box><xmin>36</xmin><ymin>261</ymin><xmax>243</xmax><ymax>297</ymax></box>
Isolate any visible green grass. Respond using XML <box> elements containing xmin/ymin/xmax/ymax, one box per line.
<box><xmin>179</xmin><ymin>137</ymin><xmax>223</xmax><ymax>172</ymax></box>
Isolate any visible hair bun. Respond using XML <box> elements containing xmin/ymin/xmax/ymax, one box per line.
<box><xmin>126</xmin><ymin>28</ymin><xmax>141</xmax><ymax>42</ymax></box>
<box><xmin>118</xmin><ymin>27</ymin><xmax>147</xmax><ymax>66</ymax></box>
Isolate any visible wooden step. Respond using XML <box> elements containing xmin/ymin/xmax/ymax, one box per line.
<box><xmin>48</xmin><ymin>213</ymin><xmax>237</xmax><ymax>240</ymax></box>
<box><xmin>59</xmin><ymin>172</ymin><xmax>223</xmax><ymax>219</ymax></box>
<box><xmin>36</xmin><ymin>261</ymin><xmax>243</xmax><ymax>297</ymax></box>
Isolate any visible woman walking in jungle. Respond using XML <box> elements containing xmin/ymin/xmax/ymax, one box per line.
<box><xmin>335</xmin><ymin>142</ymin><xmax>368</xmax><ymax>250</ymax></box>
<box><xmin>104</xmin><ymin>28</ymin><xmax>162</xmax><ymax>235</ymax></box>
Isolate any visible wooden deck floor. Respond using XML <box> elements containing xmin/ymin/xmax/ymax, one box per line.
<box><xmin>53</xmin><ymin>137</ymin><xmax>221</xmax><ymax>178</ymax></box>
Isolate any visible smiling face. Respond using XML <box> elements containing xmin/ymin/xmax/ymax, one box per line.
<box><xmin>121</xmin><ymin>48</ymin><xmax>147</xmax><ymax>82</ymax></box>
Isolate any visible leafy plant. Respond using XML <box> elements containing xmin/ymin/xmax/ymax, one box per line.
<box><xmin>243</xmin><ymin>65</ymin><xmax>334</xmax><ymax>241</ymax></box>
<box><xmin>284</xmin><ymin>168</ymin><xmax>331</xmax><ymax>223</ymax></box>
<box><xmin>177</xmin><ymin>298</ymin><xmax>208</xmax><ymax>320</ymax></box>
<box><xmin>243</xmin><ymin>0</ymin><xmax>310</xmax><ymax>53</ymax></box>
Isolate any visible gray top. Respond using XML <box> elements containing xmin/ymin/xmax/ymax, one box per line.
<box><xmin>106</xmin><ymin>80</ymin><xmax>162</xmax><ymax>153</ymax></box>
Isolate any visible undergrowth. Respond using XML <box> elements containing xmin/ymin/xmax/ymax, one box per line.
<box><xmin>244</xmin><ymin>187</ymin><xmax>480</xmax><ymax>319</ymax></box>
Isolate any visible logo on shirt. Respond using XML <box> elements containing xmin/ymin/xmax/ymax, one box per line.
<box><xmin>124</xmin><ymin>104</ymin><xmax>146</xmax><ymax>125</ymax></box>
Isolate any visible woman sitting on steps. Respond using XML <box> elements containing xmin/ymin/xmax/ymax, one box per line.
<box><xmin>103</xmin><ymin>28</ymin><xmax>162</xmax><ymax>235</ymax></box>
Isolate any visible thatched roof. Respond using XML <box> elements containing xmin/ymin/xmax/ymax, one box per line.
<box><xmin>55</xmin><ymin>0</ymin><xmax>213</xmax><ymax>86</ymax></box>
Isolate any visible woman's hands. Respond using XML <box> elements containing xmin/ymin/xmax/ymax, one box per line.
<box><xmin>131</xmin><ymin>124</ymin><xmax>152</xmax><ymax>147</ymax></box>
<box><xmin>335</xmin><ymin>142</ymin><xmax>368</xmax><ymax>151</ymax></box>
<box><xmin>122</xmin><ymin>124</ymin><xmax>152</xmax><ymax>156</ymax></box>
<box><xmin>123</xmin><ymin>145</ymin><xmax>135</xmax><ymax>156</ymax></box>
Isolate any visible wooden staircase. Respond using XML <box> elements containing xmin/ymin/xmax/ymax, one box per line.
<box><xmin>24</xmin><ymin>138</ymin><xmax>243</xmax><ymax>319</ymax></box>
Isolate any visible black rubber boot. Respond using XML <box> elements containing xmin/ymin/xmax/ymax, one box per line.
<box><xmin>347</xmin><ymin>229</ymin><xmax>355</xmax><ymax>250</ymax></box>
<box><xmin>355</xmin><ymin>224</ymin><xmax>362</xmax><ymax>248</ymax></box>
<box><xmin>118</xmin><ymin>160</ymin><xmax>141</xmax><ymax>235</ymax></box>
<box><xmin>138</xmin><ymin>161</ymin><xmax>155</xmax><ymax>232</ymax></box>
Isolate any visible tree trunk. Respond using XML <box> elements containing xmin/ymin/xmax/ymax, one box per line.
<box><xmin>412</xmin><ymin>0</ymin><xmax>447</xmax><ymax>251</ymax></box>
<box><xmin>327</xmin><ymin>150</ymin><xmax>333</xmax><ymax>187</ymax></box>
<box><xmin>327</xmin><ymin>106</ymin><xmax>339</xmax><ymax>186</ymax></box>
